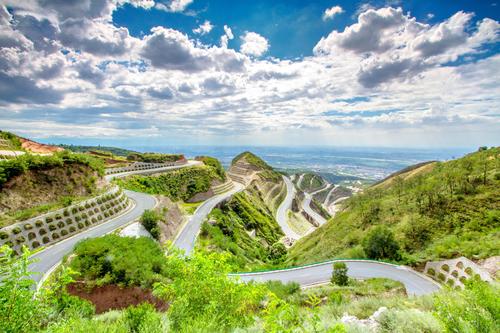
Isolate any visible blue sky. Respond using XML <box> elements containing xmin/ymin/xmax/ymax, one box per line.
<box><xmin>0</xmin><ymin>0</ymin><xmax>499</xmax><ymax>148</ymax></box>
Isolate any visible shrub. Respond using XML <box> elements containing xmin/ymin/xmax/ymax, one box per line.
<box><xmin>0</xmin><ymin>231</ymin><xmax>8</xmax><ymax>239</ymax></box>
<box><xmin>114</xmin><ymin>207</ymin><xmax>120</xmax><ymax>214</ymax></box>
<box><xmin>12</xmin><ymin>227</ymin><xmax>21</xmax><ymax>235</ymax></box>
<box><xmin>331</xmin><ymin>262</ymin><xmax>349</xmax><ymax>286</ymax></box>
<box><xmin>48</xmin><ymin>224</ymin><xmax>57</xmax><ymax>231</ymax></box>
<box><xmin>441</xmin><ymin>264</ymin><xmax>450</xmax><ymax>272</ymax></box>
<box><xmin>71</xmin><ymin>207</ymin><xmax>78</xmax><ymax>214</ymax></box>
<box><xmin>52</xmin><ymin>233</ymin><xmax>60</xmax><ymax>240</ymax></box>
<box><xmin>84</xmin><ymin>220</ymin><xmax>90</xmax><ymax>227</ymax></box>
<box><xmin>39</xmin><ymin>228</ymin><xmax>47</xmax><ymax>235</ymax></box>
<box><xmin>91</xmin><ymin>218</ymin><xmax>97</xmax><ymax>224</ymax></box>
<box><xmin>55</xmin><ymin>214</ymin><xmax>62</xmax><ymax>220</ymax></box>
<box><xmin>451</xmin><ymin>270</ymin><xmax>459</xmax><ymax>278</ymax></box>
<box><xmin>78</xmin><ymin>206</ymin><xmax>85</xmax><ymax>212</ymax></box>
<box><xmin>457</xmin><ymin>261</ymin><xmax>464</xmax><ymax>269</ymax></box>
<box><xmin>447</xmin><ymin>279</ymin><xmax>455</xmax><ymax>287</ymax></box>
<box><xmin>23</xmin><ymin>224</ymin><xmax>33</xmax><ymax>230</ymax></box>
<box><xmin>140</xmin><ymin>210</ymin><xmax>160</xmax><ymax>240</ymax></box>
<box><xmin>65</xmin><ymin>218</ymin><xmax>73</xmax><ymax>225</ymax></box>
<box><xmin>459</xmin><ymin>276</ymin><xmax>467</xmax><ymax>284</ymax></box>
<box><xmin>31</xmin><ymin>241</ymin><xmax>40</xmax><ymax>248</ymax></box>
<box><xmin>427</xmin><ymin>268</ymin><xmax>436</xmax><ymax>276</ymax></box>
<box><xmin>124</xmin><ymin>303</ymin><xmax>161</xmax><ymax>333</ymax></box>
<box><xmin>69</xmin><ymin>226</ymin><xmax>76</xmax><ymax>233</ymax></box>
<box><xmin>465</xmin><ymin>267</ymin><xmax>473</xmax><ymax>276</ymax></box>
<box><xmin>61</xmin><ymin>230</ymin><xmax>68</xmax><ymax>236</ymax></box>
<box><xmin>97</xmin><ymin>198</ymin><xmax>102</xmax><ymax>204</ymax></box>
<box><xmin>63</xmin><ymin>210</ymin><xmax>70</xmax><ymax>217</ymax></box>
<box><xmin>362</xmin><ymin>226</ymin><xmax>401</xmax><ymax>260</ymax></box>
<box><xmin>45</xmin><ymin>217</ymin><xmax>53</xmax><ymax>223</ymax></box>
<box><xmin>438</xmin><ymin>273</ymin><xmax>446</xmax><ymax>282</ymax></box>
<box><xmin>77</xmin><ymin>223</ymin><xmax>84</xmax><ymax>229</ymax></box>
<box><xmin>75</xmin><ymin>216</ymin><xmax>81</xmax><ymax>222</ymax></box>
<box><xmin>378</xmin><ymin>308</ymin><xmax>442</xmax><ymax>333</ymax></box>
<box><xmin>16</xmin><ymin>236</ymin><xmax>26</xmax><ymax>244</ymax></box>
<box><xmin>94</xmin><ymin>208</ymin><xmax>99</xmax><ymax>213</ymax></box>
<box><xmin>28</xmin><ymin>232</ymin><xmax>36</xmax><ymax>241</ymax></box>
<box><xmin>268</xmin><ymin>242</ymin><xmax>287</xmax><ymax>264</ymax></box>
<box><xmin>35</xmin><ymin>220</ymin><xmax>43</xmax><ymax>227</ymax></box>
<box><xmin>104</xmin><ymin>212</ymin><xmax>109</xmax><ymax>218</ymax></box>
<box><xmin>85</xmin><ymin>203</ymin><xmax>91</xmax><ymax>209</ymax></box>
<box><xmin>42</xmin><ymin>236</ymin><xmax>50</xmax><ymax>244</ymax></box>
<box><xmin>98</xmin><ymin>215</ymin><xmax>103</xmax><ymax>221</ymax></box>
<box><xmin>57</xmin><ymin>221</ymin><xmax>65</xmax><ymax>228</ymax></box>
<box><xmin>81</xmin><ymin>213</ymin><xmax>88</xmax><ymax>219</ymax></box>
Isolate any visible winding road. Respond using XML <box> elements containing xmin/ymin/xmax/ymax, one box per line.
<box><xmin>173</xmin><ymin>182</ymin><xmax>245</xmax><ymax>256</ymax></box>
<box><xmin>301</xmin><ymin>184</ymin><xmax>329</xmax><ymax>226</ymax></box>
<box><xmin>28</xmin><ymin>163</ymin><xmax>441</xmax><ymax>296</ymax></box>
<box><xmin>275</xmin><ymin>176</ymin><xmax>300</xmax><ymax>240</ymax></box>
<box><xmin>234</xmin><ymin>260</ymin><xmax>440</xmax><ymax>296</ymax></box>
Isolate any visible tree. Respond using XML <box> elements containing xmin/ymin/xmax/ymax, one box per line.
<box><xmin>362</xmin><ymin>226</ymin><xmax>401</xmax><ymax>260</ymax></box>
<box><xmin>331</xmin><ymin>262</ymin><xmax>349</xmax><ymax>286</ymax></box>
<box><xmin>140</xmin><ymin>209</ymin><xmax>160</xmax><ymax>239</ymax></box>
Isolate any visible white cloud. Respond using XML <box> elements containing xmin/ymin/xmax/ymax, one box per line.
<box><xmin>220</xmin><ymin>25</ymin><xmax>234</xmax><ymax>48</ymax></box>
<box><xmin>323</xmin><ymin>5</ymin><xmax>343</xmax><ymax>21</ymax></box>
<box><xmin>193</xmin><ymin>20</ymin><xmax>213</xmax><ymax>35</ymax></box>
<box><xmin>240</xmin><ymin>32</ymin><xmax>269</xmax><ymax>57</ymax></box>
<box><xmin>156</xmin><ymin>0</ymin><xmax>193</xmax><ymax>13</ymax></box>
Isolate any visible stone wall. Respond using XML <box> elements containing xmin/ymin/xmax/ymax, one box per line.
<box><xmin>424</xmin><ymin>256</ymin><xmax>493</xmax><ymax>288</ymax></box>
<box><xmin>0</xmin><ymin>186</ymin><xmax>131</xmax><ymax>255</ymax></box>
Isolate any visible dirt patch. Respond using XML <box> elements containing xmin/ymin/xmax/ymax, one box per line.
<box><xmin>19</xmin><ymin>138</ymin><xmax>64</xmax><ymax>154</ymax></box>
<box><xmin>67</xmin><ymin>283</ymin><xmax>168</xmax><ymax>314</ymax></box>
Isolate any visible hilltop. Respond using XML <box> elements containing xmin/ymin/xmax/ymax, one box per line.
<box><xmin>0</xmin><ymin>131</ymin><xmax>63</xmax><ymax>157</ymax></box>
<box><xmin>288</xmin><ymin>147</ymin><xmax>500</xmax><ymax>266</ymax></box>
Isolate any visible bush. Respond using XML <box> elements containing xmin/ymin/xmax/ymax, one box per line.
<box><xmin>31</xmin><ymin>241</ymin><xmax>40</xmax><ymax>248</ymax></box>
<box><xmin>57</xmin><ymin>221</ymin><xmax>65</xmax><ymax>228</ymax></box>
<box><xmin>268</xmin><ymin>242</ymin><xmax>287</xmax><ymax>263</ymax></box>
<box><xmin>45</xmin><ymin>217</ymin><xmax>53</xmax><ymax>223</ymax></box>
<box><xmin>98</xmin><ymin>215</ymin><xmax>103</xmax><ymax>221</ymax></box>
<box><xmin>77</xmin><ymin>223</ymin><xmax>84</xmax><ymax>229</ymax></box>
<box><xmin>442</xmin><ymin>264</ymin><xmax>450</xmax><ymax>272</ymax></box>
<box><xmin>378</xmin><ymin>308</ymin><xmax>442</xmax><ymax>333</ymax></box>
<box><xmin>12</xmin><ymin>227</ymin><xmax>21</xmax><ymax>234</ymax></box>
<box><xmin>0</xmin><ymin>231</ymin><xmax>8</xmax><ymax>239</ymax></box>
<box><xmin>75</xmin><ymin>216</ymin><xmax>81</xmax><ymax>222</ymax></box>
<box><xmin>438</xmin><ymin>273</ymin><xmax>446</xmax><ymax>282</ymax></box>
<box><xmin>447</xmin><ymin>279</ymin><xmax>455</xmax><ymax>287</ymax></box>
<box><xmin>16</xmin><ymin>236</ymin><xmax>26</xmax><ymax>244</ymax></box>
<box><xmin>65</xmin><ymin>218</ymin><xmax>73</xmax><ymax>225</ymax></box>
<box><xmin>52</xmin><ymin>233</ymin><xmax>60</xmax><ymax>240</ymax></box>
<box><xmin>42</xmin><ymin>236</ymin><xmax>50</xmax><ymax>244</ymax></box>
<box><xmin>71</xmin><ymin>207</ymin><xmax>78</xmax><ymax>214</ymax></box>
<box><xmin>465</xmin><ymin>267</ymin><xmax>473</xmax><ymax>276</ymax></box>
<box><xmin>28</xmin><ymin>232</ymin><xmax>36</xmax><ymax>241</ymax></box>
<box><xmin>427</xmin><ymin>268</ymin><xmax>436</xmax><ymax>276</ymax></box>
<box><xmin>55</xmin><ymin>214</ymin><xmax>62</xmax><ymax>220</ymax></box>
<box><xmin>451</xmin><ymin>270</ymin><xmax>459</xmax><ymax>278</ymax></box>
<box><xmin>140</xmin><ymin>210</ymin><xmax>160</xmax><ymax>240</ymax></box>
<box><xmin>362</xmin><ymin>226</ymin><xmax>401</xmax><ymax>260</ymax></box>
<box><xmin>124</xmin><ymin>303</ymin><xmax>161</xmax><ymax>333</ymax></box>
<box><xmin>91</xmin><ymin>218</ymin><xmax>97</xmax><ymax>224</ymax></box>
<box><xmin>35</xmin><ymin>220</ymin><xmax>43</xmax><ymax>227</ymax></box>
<box><xmin>84</xmin><ymin>220</ymin><xmax>90</xmax><ymax>226</ymax></box>
<box><xmin>23</xmin><ymin>224</ymin><xmax>33</xmax><ymax>230</ymax></box>
<box><xmin>69</xmin><ymin>226</ymin><xmax>76</xmax><ymax>233</ymax></box>
<box><xmin>39</xmin><ymin>228</ymin><xmax>47</xmax><ymax>236</ymax></box>
<box><xmin>48</xmin><ymin>224</ymin><xmax>57</xmax><ymax>231</ymax></box>
<box><xmin>63</xmin><ymin>210</ymin><xmax>70</xmax><ymax>217</ymax></box>
<box><xmin>331</xmin><ymin>262</ymin><xmax>349</xmax><ymax>286</ymax></box>
<box><xmin>61</xmin><ymin>229</ymin><xmax>68</xmax><ymax>236</ymax></box>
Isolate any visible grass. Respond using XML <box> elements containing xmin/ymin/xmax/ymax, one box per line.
<box><xmin>180</xmin><ymin>201</ymin><xmax>202</xmax><ymax>215</ymax></box>
<box><xmin>288</xmin><ymin>147</ymin><xmax>500</xmax><ymax>266</ymax></box>
<box><xmin>288</xmin><ymin>211</ymin><xmax>313</xmax><ymax>235</ymax></box>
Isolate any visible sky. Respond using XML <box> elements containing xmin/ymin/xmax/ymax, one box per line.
<box><xmin>0</xmin><ymin>0</ymin><xmax>499</xmax><ymax>148</ymax></box>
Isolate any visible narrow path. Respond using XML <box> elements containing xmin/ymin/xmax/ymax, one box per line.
<box><xmin>301</xmin><ymin>184</ymin><xmax>329</xmax><ymax>226</ymax></box>
<box><xmin>174</xmin><ymin>182</ymin><xmax>245</xmax><ymax>256</ymax></box>
<box><xmin>233</xmin><ymin>260</ymin><xmax>441</xmax><ymax>296</ymax></box>
<box><xmin>275</xmin><ymin>176</ymin><xmax>301</xmax><ymax>240</ymax></box>
<box><xmin>323</xmin><ymin>184</ymin><xmax>339</xmax><ymax>206</ymax></box>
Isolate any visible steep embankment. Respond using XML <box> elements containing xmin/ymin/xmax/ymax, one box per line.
<box><xmin>288</xmin><ymin>147</ymin><xmax>500</xmax><ymax>266</ymax></box>
<box><xmin>198</xmin><ymin>152</ymin><xmax>287</xmax><ymax>270</ymax></box>
<box><xmin>0</xmin><ymin>152</ymin><xmax>105</xmax><ymax>227</ymax></box>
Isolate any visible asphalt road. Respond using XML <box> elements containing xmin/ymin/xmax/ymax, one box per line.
<box><xmin>233</xmin><ymin>260</ymin><xmax>441</xmax><ymax>296</ymax></box>
<box><xmin>174</xmin><ymin>182</ymin><xmax>245</xmax><ymax>256</ymax></box>
<box><xmin>275</xmin><ymin>176</ymin><xmax>301</xmax><ymax>240</ymax></box>
<box><xmin>301</xmin><ymin>184</ymin><xmax>329</xmax><ymax>226</ymax></box>
<box><xmin>29</xmin><ymin>190</ymin><xmax>156</xmax><ymax>284</ymax></box>
<box><xmin>104</xmin><ymin>160</ymin><xmax>202</xmax><ymax>181</ymax></box>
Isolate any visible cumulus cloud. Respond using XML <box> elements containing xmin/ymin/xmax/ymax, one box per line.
<box><xmin>156</xmin><ymin>0</ymin><xmax>193</xmax><ymax>12</ymax></box>
<box><xmin>193</xmin><ymin>20</ymin><xmax>213</xmax><ymax>35</ymax></box>
<box><xmin>323</xmin><ymin>5</ymin><xmax>343</xmax><ymax>21</ymax></box>
<box><xmin>220</xmin><ymin>25</ymin><xmax>234</xmax><ymax>48</ymax></box>
<box><xmin>240</xmin><ymin>32</ymin><xmax>269</xmax><ymax>56</ymax></box>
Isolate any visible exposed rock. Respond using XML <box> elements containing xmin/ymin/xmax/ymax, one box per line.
<box><xmin>340</xmin><ymin>307</ymin><xmax>387</xmax><ymax>332</ymax></box>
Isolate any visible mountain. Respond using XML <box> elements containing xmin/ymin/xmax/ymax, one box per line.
<box><xmin>198</xmin><ymin>151</ymin><xmax>287</xmax><ymax>270</ymax></box>
<box><xmin>288</xmin><ymin>147</ymin><xmax>500</xmax><ymax>267</ymax></box>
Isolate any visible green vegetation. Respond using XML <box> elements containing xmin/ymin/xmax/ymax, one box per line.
<box><xmin>232</xmin><ymin>151</ymin><xmax>273</xmax><ymax>170</ymax></box>
<box><xmin>57</xmin><ymin>144</ymin><xmax>137</xmax><ymax>157</ymax></box>
<box><xmin>115</xmin><ymin>165</ymin><xmax>222</xmax><ymax>201</ymax></box>
<box><xmin>127</xmin><ymin>152</ymin><xmax>184</xmax><ymax>163</ymax></box>
<box><xmin>0</xmin><ymin>130</ymin><xmax>22</xmax><ymax>150</ymax></box>
<box><xmin>289</xmin><ymin>148</ymin><xmax>500</xmax><ymax>266</ymax></box>
<box><xmin>331</xmin><ymin>262</ymin><xmax>349</xmax><ymax>286</ymax></box>
<box><xmin>362</xmin><ymin>225</ymin><xmax>401</xmax><ymax>261</ymax></box>
<box><xmin>196</xmin><ymin>155</ymin><xmax>226</xmax><ymax>180</ymax></box>
<box><xmin>0</xmin><ymin>151</ymin><xmax>104</xmax><ymax>188</ymax></box>
<box><xmin>299</xmin><ymin>172</ymin><xmax>325</xmax><ymax>192</ymax></box>
<box><xmin>67</xmin><ymin>235</ymin><xmax>168</xmax><ymax>288</ymax></box>
<box><xmin>198</xmin><ymin>188</ymin><xmax>284</xmax><ymax>270</ymax></box>
<box><xmin>140</xmin><ymin>210</ymin><xmax>161</xmax><ymax>239</ymax></box>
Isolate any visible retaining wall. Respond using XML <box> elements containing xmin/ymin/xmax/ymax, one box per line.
<box><xmin>424</xmin><ymin>256</ymin><xmax>492</xmax><ymax>288</ymax></box>
<box><xmin>105</xmin><ymin>161</ymin><xmax>186</xmax><ymax>175</ymax></box>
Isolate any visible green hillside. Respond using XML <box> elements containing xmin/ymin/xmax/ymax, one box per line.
<box><xmin>288</xmin><ymin>147</ymin><xmax>500</xmax><ymax>266</ymax></box>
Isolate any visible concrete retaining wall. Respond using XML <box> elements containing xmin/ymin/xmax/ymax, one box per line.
<box><xmin>424</xmin><ymin>256</ymin><xmax>492</xmax><ymax>288</ymax></box>
<box><xmin>105</xmin><ymin>161</ymin><xmax>186</xmax><ymax>175</ymax></box>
